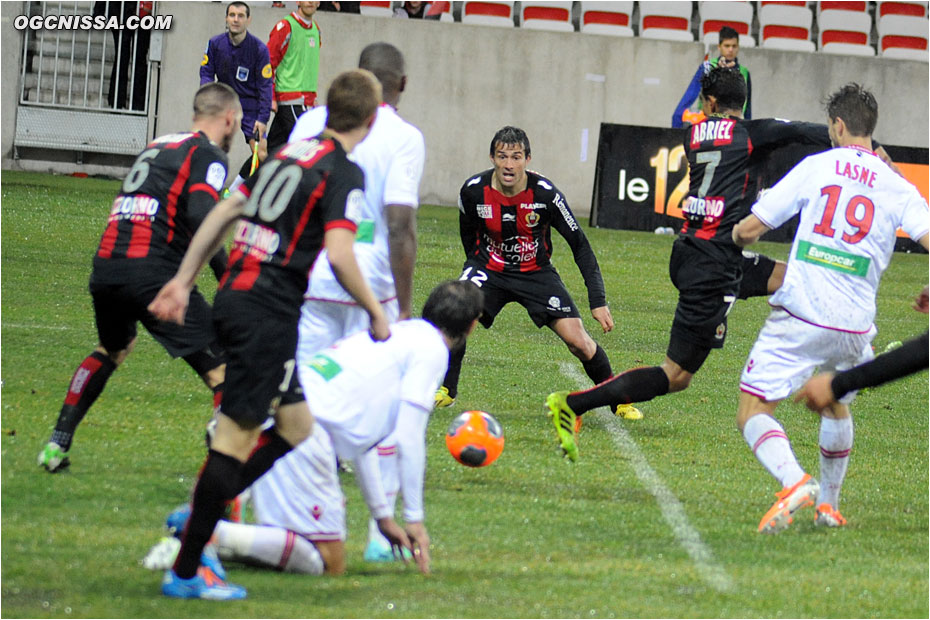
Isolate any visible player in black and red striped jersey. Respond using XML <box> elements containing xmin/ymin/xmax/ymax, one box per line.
<box><xmin>149</xmin><ymin>70</ymin><xmax>400</xmax><ymax>600</ymax></box>
<box><xmin>435</xmin><ymin>127</ymin><xmax>635</xmax><ymax>418</ymax></box>
<box><xmin>546</xmin><ymin>67</ymin><xmax>900</xmax><ymax>461</ymax></box>
<box><xmin>37</xmin><ymin>83</ymin><xmax>242</xmax><ymax>474</ymax></box>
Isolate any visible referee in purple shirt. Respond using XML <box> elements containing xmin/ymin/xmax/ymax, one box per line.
<box><xmin>200</xmin><ymin>1</ymin><xmax>273</xmax><ymax>193</ymax></box>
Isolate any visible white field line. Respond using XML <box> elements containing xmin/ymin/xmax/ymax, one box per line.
<box><xmin>2</xmin><ymin>323</ymin><xmax>70</xmax><ymax>330</ymax></box>
<box><xmin>559</xmin><ymin>362</ymin><xmax>735</xmax><ymax>594</ymax></box>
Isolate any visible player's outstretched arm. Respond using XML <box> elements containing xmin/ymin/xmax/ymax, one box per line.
<box><xmin>732</xmin><ymin>213</ymin><xmax>770</xmax><ymax>247</ymax></box>
<box><xmin>326</xmin><ymin>228</ymin><xmax>391</xmax><ymax>340</ymax></box>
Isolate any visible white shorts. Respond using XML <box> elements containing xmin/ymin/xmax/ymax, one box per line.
<box><xmin>740</xmin><ymin>309</ymin><xmax>876</xmax><ymax>404</ymax></box>
<box><xmin>297</xmin><ymin>297</ymin><xmax>400</xmax><ymax>366</ymax></box>
<box><xmin>250</xmin><ymin>426</ymin><xmax>346</xmax><ymax>542</ymax></box>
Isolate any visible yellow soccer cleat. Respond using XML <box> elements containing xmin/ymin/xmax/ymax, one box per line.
<box><xmin>615</xmin><ymin>403</ymin><xmax>643</xmax><ymax>420</ymax></box>
<box><xmin>434</xmin><ymin>386</ymin><xmax>455</xmax><ymax>409</ymax></box>
<box><xmin>546</xmin><ymin>391</ymin><xmax>579</xmax><ymax>462</ymax></box>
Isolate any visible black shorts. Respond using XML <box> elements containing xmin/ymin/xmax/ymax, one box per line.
<box><xmin>212</xmin><ymin>292</ymin><xmax>303</xmax><ymax>428</ymax></box>
<box><xmin>737</xmin><ymin>251</ymin><xmax>777</xmax><ymax>299</ymax></box>
<box><xmin>266</xmin><ymin>103</ymin><xmax>307</xmax><ymax>155</ymax></box>
<box><xmin>89</xmin><ymin>277</ymin><xmax>217</xmax><ymax>358</ymax></box>
<box><xmin>458</xmin><ymin>261</ymin><xmax>581</xmax><ymax>329</ymax></box>
<box><xmin>667</xmin><ymin>236</ymin><xmax>740</xmax><ymax>352</ymax></box>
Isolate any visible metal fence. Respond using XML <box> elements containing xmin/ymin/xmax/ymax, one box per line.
<box><xmin>15</xmin><ymin>1</ymin><xmax>156</xmax><ymax>156</ymax></box>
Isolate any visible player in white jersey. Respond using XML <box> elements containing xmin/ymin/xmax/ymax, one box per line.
<box><xmin>288</xmin><ymin>42</ymin><xmax>426</xmax><ymax>561</ymax></box>
<box><xmin>207</xmin><ymin>281</ymin><xmax>483</xmax><ymax>575</ymax></box>
<box><xmin>731</xmin><ymin>83</ymin><xmax>929</xmax><ymax>534</ymax></box>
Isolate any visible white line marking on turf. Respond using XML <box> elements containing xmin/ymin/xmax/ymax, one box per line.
<box><xmin>2</xmin><ymin>323</ymin><xmax>70</xmax><ymax>330</ymax></box>
<box><xmin>559</xmin><ymin>362</ymin><xmax>735</xmax><ymax>594</ymax></box>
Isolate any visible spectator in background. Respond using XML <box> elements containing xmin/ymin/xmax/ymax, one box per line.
<box><xmin>95</xmin><ymin>1</ymin><xmax>151</xmax><ymax>111</ymax></box>
<box><xmin>266</xmin><ymin>1</ymin><xmax>322</xmax><ymax>157</ymax></box>
<box><xmin>318</xmin><ymin>2</ymin><xmax>360</xmax><ymax>13</ymax></box>
<box><xmin>672</xmin><ymin>26</ymin><xmax>751</xmax><ymax>128</ymax></box>
<box><xmin>201</xmin><ymin>1</ymin><xmax>273</xmax><ymax>194</ymax></box>
<box><xmin>394</xmin><ymin>2</ymin><xmax>429</xmax><ymax>18</ymax></box>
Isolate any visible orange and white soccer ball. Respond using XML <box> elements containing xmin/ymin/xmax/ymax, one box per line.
<box><xmin>445</xmin><ymin>410</ymin><xmax>505</xmax><ymax>467</ymax></box>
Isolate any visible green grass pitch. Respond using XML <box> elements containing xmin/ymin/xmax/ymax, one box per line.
<box><xmin>1</xmin><ymin>170</ymin><xmax>927</xmax><ymax>618</ymax></box>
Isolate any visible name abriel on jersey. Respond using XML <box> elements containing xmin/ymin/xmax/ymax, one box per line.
<box><xmin>230</xmin><ymin>138</ymin><xmax>364</xmax><ymax>262</ymax></box>
<box><xmin>107</xmin><ymin>132</ymin><xmax>226</xmax><ymax>224</ymax></box>
<box><xmin>461</xmin><ymin>171</ymin><xmax>578</xmax><ymax>263</ymax></box>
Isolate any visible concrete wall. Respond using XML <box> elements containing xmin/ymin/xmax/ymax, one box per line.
<box><xmin>1</xmin><ymin>2</ymin><xmax>26</xmax><ymax>170</ymax></box>
<box><xmin>5</xmin><ymin>2</ymin><xmax>929</xmax><ymax>212</ymax></box>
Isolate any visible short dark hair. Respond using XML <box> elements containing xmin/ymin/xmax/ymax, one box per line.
<box><xmin>701</xmin><ymin>66</ymin><xmax>747</xmax><ymax>113</ymax></box>
<box><xmin>422</xmin><ymin>281</ymin><xmax>484</xmax><ymax>340</ymax></box>
<box><xmin>718</xmin><ymin>25</ymin><xmax>739</xmax><ymax>42</ymax></box>
<box><xmin>359</xmin><ymin>42</ymin><xmax>405</xmax><ymax>98</ymax></box>
<box><xmin>193</xmin><ymin>82</ymin><xmax>240</xmax><ymax>119</ymax></box>
<box><xmin>226</xmin><ymin>1</ymin><xmax>250</xmax><ymax>17</ymax></box>
<box><xmin>489</xmin><ymin>126</ymin><xmax>531</xmax><ymax>158</ymax></box>
<box><xmin>825</xmin><ymin>83</ymin><xmax>878</xmax><ymax>137</ymax></box>
<box><xmin>325</xmin><ymin>69</ymin><xmax>382</xmax><ymax>132</ymax></box>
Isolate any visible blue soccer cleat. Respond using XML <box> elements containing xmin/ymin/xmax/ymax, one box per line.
<box><xmin>161</xmin><ymin>566</ymin><xmax>246</xmax><ymax>600</ymax></box>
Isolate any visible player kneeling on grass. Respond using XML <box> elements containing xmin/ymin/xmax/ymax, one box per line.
<box><xmin>147</xmin><ymin>281</ymin><xmax>482</xmax><ymax>575</ymax></box>
<box><xmin>731</xmin><ymin>84</ymin><xmax>929</xmax><ymax>534</ymax></box>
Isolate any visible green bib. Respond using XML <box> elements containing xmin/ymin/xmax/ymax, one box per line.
<box><xmin>275</xmin><ymin>15</ymin><xmax>320</xmax><ymax>93</ymax></box>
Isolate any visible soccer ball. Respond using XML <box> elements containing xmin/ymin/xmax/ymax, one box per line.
<box><xmin>445</xmin><ymin>410</ymin><xmax>504</xmax><ymax>467</ymax></box>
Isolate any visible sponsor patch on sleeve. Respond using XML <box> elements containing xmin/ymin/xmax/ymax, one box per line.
<box><xmin>261</xmin><ymin>63</ymin><xmax>273</xmax><ymax>79</ymax></box>
<box><xmin>206</xmin><ymin>162</ymin><xmax>226</xmax><ymax>191</ymax></box>
<box><xmin>344</xmin><ymin>189</ymin><xmax>364</xmax><ymax>223</ymax></box>
<box><xmin>201</xmin><ymin>54</ymin><xmax>209</xmax><ymax>66</ymax></box>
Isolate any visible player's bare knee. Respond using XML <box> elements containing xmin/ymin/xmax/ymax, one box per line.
<box><xmin>274</xmin><ymin>401</ymin><xmax>314</xmax><ymax>447</ymax></box>
<box><xmin>660</xmin><ymin>362</ymin><xmax>692</xmax><ymax>393</ymax></box>
<box><xmin>96</xmin><ymin>341</ymin><xmax>133</xmax><ymax>366</ymax></box>
<box><xmin>315</xmin><ymin>541</ymin><xmax>346</xmax><ymax>575</ymax></box>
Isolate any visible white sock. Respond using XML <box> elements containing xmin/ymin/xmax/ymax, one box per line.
<box><xmin>227</xmin><ymin>175</ymin><xmax>246</xmax><ymax>194</ymax></box>
<box><xmin>214</xmin><ymin>521</ymin><xmax>323</xmax><ymax>574</ymax></box>
<box><xmin>743</xmin><ymin>414</ymin><xmax>806</xmax><ymax>488</ymax></box>
<box><xmin>368</xmin><ymin>443</ymin><xmax>399</xmax><ymax>548</ymax></box>
<box><xmin>818</xmin><ymin>416</ymin><xmax>853</xmax><ymax>509</ymax></box>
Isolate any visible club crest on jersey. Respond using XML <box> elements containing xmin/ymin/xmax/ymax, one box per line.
<box><xmin>236</xmin><ymin>66</ymin><xmax>250</xmax><ymax>81</ymax></box>
<box><xmin>311</xmin><ymin>505</ymin><xmax>323</xmax><ymax>520</ymax></box>
<box><xmin>525</xmin><ymin>211</ymin><xmax>540</xmax><ymax>227</ymax></box>
<box><xmin>476</xmin><ymin>204</ymin><xmax>493</xmax><ymax>219</ymax></box>
<box><xmin>715</xmin><ymin>323</ymin><xmax>726</xmax><ymax>339</ymax></box>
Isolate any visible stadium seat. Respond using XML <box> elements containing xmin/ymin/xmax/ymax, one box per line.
<box><xmin>639</xmin><ymin>1</ymin><xmax>695</xmax><ymax>42</ymax></box>
<box><xmin>519</xmin><ymin>1</ymin><xmax>574</xmax><ymax>32</ymax></box>
<box><xmin>756</xmin><ymin>1</ymin><xmax>809</xmax><ymax>9</ymax></box>
<box><xmin>359</xmin><ymin>1</ymin><xmax>394</xmax><ymax>17</ymax></box>
<box><xmin>878</xmin><ymin>14</ymin><xmax>930</xmax><ymax>60</ymax></box>
<box><xmin>759</xmin><ymin>4</ymin><xmax>817</xmax><ymax>51</ymax></box>
<box><xmin>426</xmin><ymin>1</ymin><xmax>455</xmax><ymax>22</ymax></box>
<box><xmin>817</xmin><ymin>1</ymin><xmax>868</xmax><ymax>14</ymax></box>
<box><xmin>877</xmin><ymin>0</ymin><xmax>929</xmax><ymax>18</ymax></box>
<box><xmin>461</xmin><ymin>1</ymin><xmax>515</xmax><ymax>27</ymax></box>
<box><xmin>818</xmin><ymin>10</ymin><xmax>875</xmax><ymax>55</ymax></box>
<box><xmin>699</xmin><ymin>1</ymin><xmax>757</xmax><ymax>47</ymax></box>
<box><xmin>579</xmin><ymin>2</ymin><xmax>634</xmax><ymax>37</ymax></box>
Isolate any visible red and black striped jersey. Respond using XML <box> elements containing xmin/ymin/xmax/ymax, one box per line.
<box><xmin>681</xmin><ymin>116</ymin><xmax>829</xmax><ymax>254</ymax></box>
<box><xmin>458</xmin><ymin>169</ymin><xmax>606</xmax><ymax>308</ymax></box>
<box><xmin>92</xmin><ymin>131</ymin><xmax>228</xmax><ymax>282</ymax></box>
<box><xmin>217</xmin><ymin>135</ymin><xmax>363</xmax><ymax>317</ymax></box>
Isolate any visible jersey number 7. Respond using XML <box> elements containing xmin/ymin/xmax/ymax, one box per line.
<box><xmin>812</xmin><ymin>185</ymin><xmax>874</xmax><ymax>244</ymax></box>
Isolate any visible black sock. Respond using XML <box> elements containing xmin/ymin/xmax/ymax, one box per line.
<box><xmin>442</xmin><ymin>342</ymin><xmax>466</xmax><ymax>399</ymax></box>
<box><xmin>567</xmin><ymin>366</ymin><xmax>670</xmax><ymax>414</ymax></box>
<box><xmin>235</xmin><ymin>427</ymin><xmax>293</xmax><ymax>494</ymax></box>
<box><xmin>581</xmin><ymin>344</ymin><xmax>613</xmax><ymax>384</ymax></box>
<box><xmin>174</xmin><ymin>449</ymin><xmax>242</xmax><ymax>579</ymax></box>
<box><xmin>52</xmin><ymin>351</ymin><xmax>117</xmax><ymax>450</ymax></box>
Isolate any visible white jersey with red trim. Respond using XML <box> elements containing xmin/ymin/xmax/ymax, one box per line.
<box><xmin>289</xmin><ymin>104</ymin><xmax>425</xmax><ymax>303</ymax></box>
<box><xmin>751</xmin><ymin>145</ymin><xmax>929</xmax><ymax>332</ymax></box>
<box><xmin>297</xmin><ymin>319</ymin><xmax>447</xmax><ymax>459</ymax></box>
